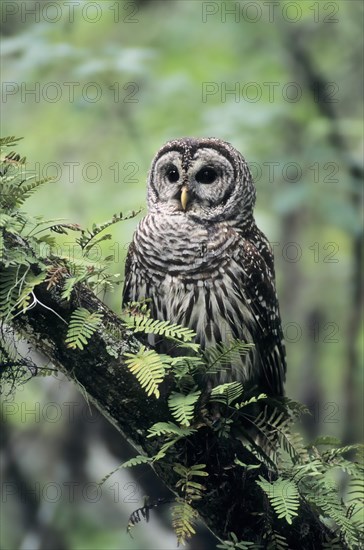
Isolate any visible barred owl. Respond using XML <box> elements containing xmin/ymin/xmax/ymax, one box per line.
<box><xmin>123</xmin><ymin>138</ymin><xmax>286</xmax><ymax>397</ymax></box>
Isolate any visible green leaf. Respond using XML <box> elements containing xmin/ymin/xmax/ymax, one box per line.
<box><xmin>77</xmin><ymin>211</ymin><xmax>141</xmax><ymax>251</ymax></box>
<box><xmin>168</xmin><ymin>389</ymin><xmax>201</xmax><ymax>426</ymax></box>
<box><xmin>171</xmin><ymin>498</ymin><xmax>198</xmax><ymax>546</ymax></box>
<box><xmin>124</xmin><ymin>310</ymin><xmax>196</xmax><ymax>342</ymax></box>
<box><xmin>257</xmin><ymin>477</ymin><xmax>300</xmax><ymax>525</ymax></box>
<box><xmin>210</xmin><ymin>382</ymin><xmax>244</xmax><ymax>406</ymax></box>
<box><xmin>147</xmin><ymin>421</ymin><xmax>196</xmax><ymax>438</ymax></box>
<box><xmin>205</xmin><ymin>339</ymin><xmax>254</xmax><ymax>375</ymax></box>
<box><xmin>124</xmin><ymin>346</ymin><xmax>172</xmax><ymax>398</ymax></box>
<box><xmin>98</xmin><ymin>455</ymin><xmax>151</xmax><ymax>486</ymax></box>
<box><xmin>234</xmin><ymin>457</ymin><xmax>261</xmax><ymax>471</ymax></box>
<box><xmin>65</xmin><ymin>307</ymin><xmax>103</xmax><ymax>350</ymax></box>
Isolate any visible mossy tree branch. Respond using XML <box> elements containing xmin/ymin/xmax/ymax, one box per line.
<box><xmin>8</xmin><ymin>279</ymin><xmax>342</xmax><ymax>549</ymax></box>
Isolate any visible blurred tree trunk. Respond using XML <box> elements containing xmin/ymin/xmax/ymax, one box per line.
<box><xmin>1</xmin><ymin>410</ymin><xmax>68</xmax><ymax>550</ymax></box>
<box><xmin>283</xmin><ymin>28</ymin><xmax>363</xmax><ymax>444</ymax></box>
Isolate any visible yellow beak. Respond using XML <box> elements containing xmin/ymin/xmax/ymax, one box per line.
<box><xmin>180</xmin><ymin>186</ymin><xmax>189</xmax><ymax>211</ymax></box>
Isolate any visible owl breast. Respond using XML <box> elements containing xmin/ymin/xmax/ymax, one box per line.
<box><xmin>126</xmin><ymin>213</ymin><xmax>259</xmax><ymax>385</ymax></box>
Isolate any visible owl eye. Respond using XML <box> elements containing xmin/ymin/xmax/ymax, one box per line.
<box><xmin>196</xmin><ymin>167</ymin><xmax>217</xmax><ymax>184</ymax></box>
<box><xmin>166</xmin><ymin>166</ymin><xmax>180</xmax><ymax>183</ymax></box>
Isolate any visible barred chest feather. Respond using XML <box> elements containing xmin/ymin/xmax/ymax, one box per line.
<box><xmin>126</xmin><ymin>213</ymin><xmax>259</xmax><ymax>385</ymax></box>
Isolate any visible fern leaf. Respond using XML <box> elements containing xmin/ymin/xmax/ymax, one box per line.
<box><xmin>310</xmin><ymin>490</ymin><xmax>361</xmax><ymax>546</ymax></box>
<box><xmin>0</xmin><ymin>136</ymin><xmax>24</xmax><ymax>148</ymax></box>
<box><xmin>65</xmin><ymin>307</ymin><xmax>103</xmax><ymax>350</ymax></box>
<box><xmin>323</xmin><ymin>443</ymin><xmax>364</xmax><ymax>462</ymax></box>
<box><xmin>124</xmin><ymin>346</ymin><xmax>172</xmax><ymax>398</ymax></box>
<box><xmin>257</xmin><ymin>477</ymin><xmax>300</xmax><ymax>525</ymax></box>
<box><xmin>2</xmin><ymin>176</ymin><xmax>53</xmax><ymax>209</ymax></box>
<box><xmin>210</xmin><ymin>382</ymin><xmax>244</xmax><ymax>406</ymax></box>
<box><xmin>205</xmin><ymin>339</ymin><xmax>254</xmax><ymax>374</ymax></box>
<box><xmin>98</xmin><ymin>455</ymin><xmax>151</xmax><ymax>486</ymax></box>
<box><xmin>147</xmin><ymin>421</ymin><xmax>196</xmax><ymax>438</ymax></box>
<box><xmin>170</xmin><ymin>355</ymin><xmax>205</xmax><ymax>382</ymax></box>
<box><xmin>189</xmin><ymin>463</ymin><xmax>209</xmax><ymax>474</ymax></box>
<box><xmin>171</xmin><ymin>498</ymin><xmax>198</xmax><ymax>546</ymax></box>
<box><xmin>235</xmin><ymin>393</ymin><xmax>268</xmax><ymax>410</ymax></box>
<box><xmin>61</xmin><ymin>275</ymin><xmax>84</xmax><ymax>301</ymax></box>
<box><xmin>254</xmin><ymin>406</ymin><xmax>309</xmax><ymax>464</ymax></box>
<box><xmin>217</xmin><ymin>532</ymin><xmax>259</xmax><ymax>549</ymax></box>
<box><xmin>310</xmin><ymin>436</ymin><xmax>341</xmax><ymax>447</ymax></box>
<box><xmin>120</xmin><ymin>455</ymin><xmax>152</xmax><ymax>468</ymax></box>
<box><xmin>168</xmin><ymin>390</ymin><xmax>201</xmax><ymax>426</ymax></box>
<box><xmin>124</xmin><ymin>312</ymin><xmax>196</xmax><ymax>342</ymax></box>
<box><xmin>77</xmin><ymin>210</ymin><xmax>141</xmax><ymax>251</ymax></box>
<box><xmin>266</xmin><ymin>531</ymin><xmax>289</xmax><ymax>550</ymax></box>
<box><xmin>0</xmin><ymin>266</ymin><xmax>30</xmax><ymax>320</ymax></box>
<box><xmin>322</xmin><ymin>537</ymin><xmax>343</xmax><ymax>549</ymax></box>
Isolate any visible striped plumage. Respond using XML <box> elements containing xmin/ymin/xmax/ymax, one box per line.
<box><xmin>123</xmin><ymin>138</ymin><xmax>286</xmax><ymax>397</ymax></box>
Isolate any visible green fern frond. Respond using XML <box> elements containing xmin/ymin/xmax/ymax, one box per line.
<box><xmin>120</xmin><ymin>455</ymin><xmax>152</xmax><ymax>468</ymax></box>
<box><xmin>147</xmin><ymin>421</ymin><xmax>196</xmax><ymax>439</ymax></box>
<box><xmin>279</xmin><ymin>429</ymin><xmax>309</xmax><ymax>465</ymax></box>
<box><xmin>253</xmin><ymin>406</ymin><xmax>309</xmax><ymax>464</ymax></box>
<box><xmin>0</xmin><ymin>266</ymin><xmax>38</xmax><ymax>320</ymax></box>
<box><xmin>61</xmin><ymin>274</ymin><xmax>86</xmax><ymax>301</ymax></box>
<box><xmin>309</xmin><ymin>490</ymin><xmax>361</xmax><ymax>547</ymax></box>
<box><xmin>171</xmin><ymin>498</ymin><xmax>198</xmax><ymax>546</ymax></box>
<box><xmin>331</xmin><ymin>456</ymin><xmax>364</xmax><ymax>478</ymax></box>
<box><xmin>266</xmin><ymin>530</ymin><xmax>289</xmax><ymax>550</ymax></box>
<box><xmin>322</xmin><ymin>536</ymin><xmax>343</xmax><ymax>549</ymax></box>
<box><xmin>170</xmin><ymin>355</ymin><xmax>205</xmax><ymax>386</ymax></box>
<box><xmin>171</xmin><ymin>464</ymin><xmax>208</xmax><ymax>544</ymax></box>
<box><xmin>168</xmin><ymin>389</ymin><xmax>201</xmax><ymax>426</ymax></box>
<box><xmin>77</xmin><ymin>210</ymin><xmax>141</xmax><ymax>252</ymax></box>
<box><xmin>280</xmin><ymin>398</ymin><xmax>311</xmax><ymax>420</ymax></box>
<box><xmin>346</xmin><ymin>476</ymin><xmax>364</xmax><ymax>506</ymax></box>
<box><xmin>65</xmin><ymin>307</ymin><xmax>103</xmax><ymax>350</ymax></box>
<box><xmin>98</xmin><ymin>455</ymin><xmax>152</xmax><ymax>486</ymax></box>
<box><xmin>210</xmin><ymin>382</ymin><xmax>244</xmax><ymax>406</ymax></box>
<box><xmin>1</xmin><ymin>176</ymin><xmax>53</xmax><ymax>210</ymax></box>
<box><xmin>234</xmin><ymin>457</ymin><xmax>261</xmax><ymax>471</ymax></box>
<box><xmin>323</xmin><ymin>443</ymin><xmax>364</xmax><ymax>462</ymax></box>
<box><xmin>243</xmin><ymin>435</ymin><xmax>279</xmax><ymax>473</ymax></box>
<box><xmin>234</xmin><ymin>393</ymin><xmax>268</xmax><ymax>410</ymax></box>
<box><xmin>0</xmin><ymin>214</ymin><xmax>13</xmax><ymax>228</ymax></box>
<box><xmin>257</xmin><ymin>477</ymin><xmax>300</xmax><ymax>525</ymax></box>
<box><xmin>124</xmin><ymin>346</ymin><xmax>173</xmax><ymax>398</ymax></box>
<box><xmin>152</xmin><ymin>438</ymin><xmax>183</xmax><ymax>461</ymax></box>
<box><xmin>0</xmin><ymin>136</ymin><xmax>24</xmax><ymax>148</ymax></box>
<box><xmin>310</xmin><ymin>436</ymin><xmax>342</xmax><ymax>447</ymax></box>
<box><xmin>147</xmin><ymin>422</ymin><xmax>197</xmax><ymax>461</ymax></box>
<box><xmin>174</xmin><ymin>463</ymin><xmax>208</xmax><ymax>480</ymax></box>
<box><xmin>0</xmin><ymin>267</ymin><xmax>24</xmax><ymax>320</ymax></box>
<box><xmin>0</xmin><ymin>230</ymin><xmax>3</xmax><ymax>262</ymax></box>
<box><xmin>217</xmin><ymin>532</ymin><xmax>259</xmax><ymax>549</ymax></box>
<box><xmin>205</xmin><ymin>339</ymin><xmax>254</xmax><ymax>374</ymax></box>
<box><xmin>15</xmin><ymin>272</ymin><xmax>47</xmax><ymax>313</ymax></box>
<box><xmin>124</xmin><ymin>313</ymin><xmax>196</xmax><ymax>343</ymax></box>
<box><xmin>291</xmin><ymin>459</ymin><xmax>324</xmax><ymax>482</ymax></box>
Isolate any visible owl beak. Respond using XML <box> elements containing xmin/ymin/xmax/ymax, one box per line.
<box><xmin>180</xmin><ymin>186</ymin><xmax>189</xmax><ymax>210</ymax></box>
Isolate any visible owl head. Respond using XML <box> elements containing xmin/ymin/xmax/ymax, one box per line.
<box><xmin>147</xmin><ymin>137</ymin><xmax>256</xmax><ymax>226</ymax></box>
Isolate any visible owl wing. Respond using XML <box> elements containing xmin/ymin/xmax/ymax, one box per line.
<box><xmin>122</xmin><ymin>240</ymin><xmax>137</xmax><ymax>306</ymax></box>
<box><xmin>234</xmin><ymin>238</ymin><xmax>286</xmax><ymax>396</ymax></box>
<box><xmin>122</xmin><ymin>239</ymin><xmax>161</xmax><ymax>316</ymax></box>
